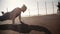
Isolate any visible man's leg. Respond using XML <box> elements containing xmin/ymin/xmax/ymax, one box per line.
<box><xmin>19</xmin><ymin>15</ymin><xmax>21</xmax><ymax>23</ymax></box>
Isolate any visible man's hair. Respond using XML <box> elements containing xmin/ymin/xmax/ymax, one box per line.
<box><xmin>21</xmin><ymin>4</ymin><xmax>27</xmax><ymax>12</ymax></box>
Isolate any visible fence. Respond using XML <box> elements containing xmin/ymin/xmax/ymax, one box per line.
<box><xmin>21</xmin><ymin>1</ymin><xmax>58</xmax><ymax>17</ymax></box>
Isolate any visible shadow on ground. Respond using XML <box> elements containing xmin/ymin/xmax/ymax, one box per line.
<box><xmin>0</xmin><ymin>22</ymin><xmax>51</xmax><ymax>34</ymax></box>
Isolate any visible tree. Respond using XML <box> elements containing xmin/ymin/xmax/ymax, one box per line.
<box><xmin>57</xmin><ymin>2</ymin><xmax>60</xmax><ymax>14</ymax></box>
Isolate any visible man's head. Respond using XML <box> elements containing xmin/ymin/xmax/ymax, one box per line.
<box><xmin>20</xmin><ymin>4</ymin><xmax>27</xmax><ymax>13</ymax></box>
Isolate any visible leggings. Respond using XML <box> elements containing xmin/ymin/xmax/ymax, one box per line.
<box><xmin>0</xmin><ymin>16</ymin><xmax>6</xmax><ymax>21</ymax></box>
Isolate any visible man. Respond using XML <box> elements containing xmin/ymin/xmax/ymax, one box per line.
<box><xmin>0</xmin><ymin>4</ymin><xmax>27</xmax><ymax>24</ymax></box>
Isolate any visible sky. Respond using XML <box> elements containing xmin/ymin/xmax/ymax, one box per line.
<box><xmin>0</xmin><ymin>0</ymin><xmax>59</xmax><ymax>17</ymax></box>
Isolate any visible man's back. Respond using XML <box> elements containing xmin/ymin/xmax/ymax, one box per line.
<box><xmin>10</xmin><ymin>7</ymin><xmax>21</xmax><ymax>19</ymax></box>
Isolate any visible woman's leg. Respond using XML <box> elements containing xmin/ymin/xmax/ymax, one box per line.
<box><xmin>0</xmin><ymin>16</ymin><xmax>6</xmax><ymax>21</ymax></box>
<box><xmin>12</xmin><ymin>19</ymin><xmax>15</xmax><ymax>24</ymax></box>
